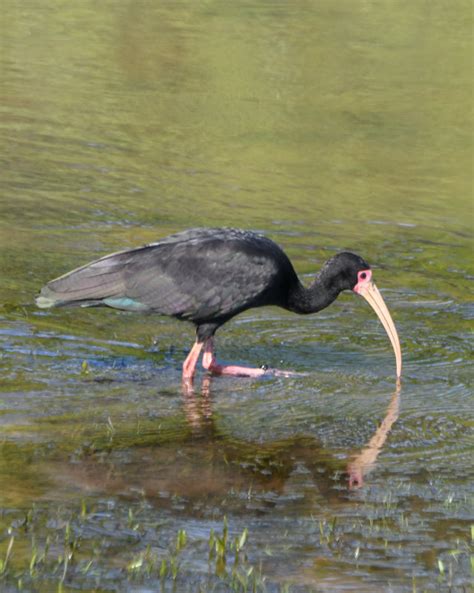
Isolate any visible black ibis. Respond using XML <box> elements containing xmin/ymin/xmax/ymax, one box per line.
<box><xmin>36</xmin><ymin>227</ymin><xmax>402</xmax><ymax>380</ymax></box>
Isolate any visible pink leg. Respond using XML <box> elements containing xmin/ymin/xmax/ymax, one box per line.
<box><xmin>182</xmin><ymin>340</ymin><xmax>204</xmax><ymax>381</ymax></box>
<box><xmin>201</xmin><ymin>338</ymin><xmax>296</xmax><ymax>378</ymax></box>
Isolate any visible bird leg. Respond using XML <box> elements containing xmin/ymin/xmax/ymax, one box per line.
<box><xmin>182</xmin><ymin>340</ymin><xmax>204</xmax><ymax>381</ymax></box>
<box><xmin>201</xmin><ymin>338</ymin><xmax>273</xmax><ymax>378</ymax></box>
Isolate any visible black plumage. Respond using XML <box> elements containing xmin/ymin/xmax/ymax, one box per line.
<box><xmin>36</xmin><ymin>227</ymin><xmax>402</xmax><ymax>380</ymax></box>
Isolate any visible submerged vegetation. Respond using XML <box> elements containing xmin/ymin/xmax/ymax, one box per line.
<box><xmin>0</xmin><ymin>491</ymin><xmax>472</xmax><ymax>592</ymax></box>
<box><xmin>0</xmin><ymin>505</ymin><xmax>277</xmax><ymax>593</ymax></box>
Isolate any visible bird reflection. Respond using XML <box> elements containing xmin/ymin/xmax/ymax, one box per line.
<box><xmin>347</xmin><ymin>383</ymin><xmax>400</xmax><ymax>488</ymax></box>
<box><xmin>49</xmin><ymin>379</ymin><xmax>401</xmax><ymax>506</ymax></box>
<box><xmin>181</xmin><ymin>375</ymin><xmax>213</xmax><ymax>434</ymax></box>
<box><xmin>182</xmin><ymin>376</ymin><xmax>401</xmax><ymax>490</ymax></box>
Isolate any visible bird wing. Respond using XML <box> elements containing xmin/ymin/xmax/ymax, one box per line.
<box><xmin>123</xmin><ymin>237</ymin><xmax>284</xmax><ymax>321</ymax></box>
<box><xmin>36</xmin><ymin>249</ymin><xmax>129</xmax><ymax>308</ymax></box>
<box><xmin>37</xmin><ymin>229</ymin><xmax>289</xmax><ymax>321</ymax></box>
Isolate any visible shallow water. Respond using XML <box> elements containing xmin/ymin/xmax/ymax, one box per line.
<box><xmin>0</xmin><ymin>1</ymin><xmax>472</xmax><ymax>592</ymax></box>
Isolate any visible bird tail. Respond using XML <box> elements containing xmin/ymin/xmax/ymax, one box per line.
<box><xmin>35</xmin><ymin>251</ymin><xmax>128</xmax><ymax>309</ymax></box>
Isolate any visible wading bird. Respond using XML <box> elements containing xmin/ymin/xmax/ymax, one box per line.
<box><xmin>36</xmin><ymin>227</ymin><xmax>402</xmax><ymax>380</ymax></box>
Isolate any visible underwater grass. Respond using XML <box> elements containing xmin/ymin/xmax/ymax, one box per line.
<box><xmin>0</xmin><ymin>502</ymin><xmax>288</xmax><ymax>593</ymax></box>
<box><xmin>1</xmin><ymin>496</ymin><xmax>471</xmax><ymax>593</ymax></box>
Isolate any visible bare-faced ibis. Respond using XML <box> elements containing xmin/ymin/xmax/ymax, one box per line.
<box><xmin>36</xmin><ymin>227</ymin><xmax>402</xmax><ymax>380</ymax></box>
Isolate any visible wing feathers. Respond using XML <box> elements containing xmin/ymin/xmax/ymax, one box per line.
<box><xmin>36</xmin><ymin>257</ymin><xmax>128</xmax><ymax>307</ymax></box>
<box><xmin>36</xmin><ymin>229</ymin><xmax>292</xmax><ymax>320</ymax></box>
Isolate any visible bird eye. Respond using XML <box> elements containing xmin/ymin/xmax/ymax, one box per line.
<box><xmin>360</xmin><ymin>272</ymin><xmax>367</xmax><ymax>280</ymax></box>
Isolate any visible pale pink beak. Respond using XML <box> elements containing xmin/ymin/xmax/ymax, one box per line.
<box><xmin>354</xmin><ymin>270</ymin><xmax>402</xmax><ymax>379</ymax></box>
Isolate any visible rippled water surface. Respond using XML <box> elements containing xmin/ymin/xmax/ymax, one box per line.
<box><xmin>1</xmin><ymin>1</ymin><xmax>472</xmax><ymax>592</ymax></box>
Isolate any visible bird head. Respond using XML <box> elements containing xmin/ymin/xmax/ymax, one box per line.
<box><xmin>322</xmin><ymin>252</ymin><xmax>402</xmax><ymax>378</ymax></box>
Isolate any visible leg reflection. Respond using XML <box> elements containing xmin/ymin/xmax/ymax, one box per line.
<box><xmin>182</xmin><ymin>375</ymin><xmax>214</xmax><ymax>434</ymax></box>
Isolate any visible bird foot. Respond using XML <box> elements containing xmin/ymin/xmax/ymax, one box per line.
<box><xmin>205</xmin><ymin>362</ymin><xmax>267</xmax><ymax>378</ymax></box>
<box><xmin>201</xmin><ymin>339</ymin><xmax>305</xmax><ymax>379</ymax></box>
<box><xmin>205</xmin><ymin>364</ymin><xmax>305</xmax><ymax>378</ymax></box>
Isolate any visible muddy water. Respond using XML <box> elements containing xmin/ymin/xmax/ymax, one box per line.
<box><xmin>0</xmin><ymin>1</ymin><xmax>472</xmax><ymax>592</ymax></box>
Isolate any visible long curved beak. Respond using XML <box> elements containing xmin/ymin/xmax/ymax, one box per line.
<box><xmin>357</xmin><ymin>281</ymin><xmax>402</xmax><ymax>378</ymax></box>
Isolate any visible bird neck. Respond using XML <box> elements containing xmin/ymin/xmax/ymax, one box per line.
<box><xmin>287</xmin><ymin>277</ymin><xmax>341</xmax><ymax>314</ymax></box>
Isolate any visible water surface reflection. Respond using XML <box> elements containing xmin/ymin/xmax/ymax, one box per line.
<box><xmin>51</xmin><ymin>378</ymin><xmax>401</xmax><ymax>510</ymax></box>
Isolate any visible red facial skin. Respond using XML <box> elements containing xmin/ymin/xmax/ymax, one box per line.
<box><xmin>353</xmin><ymin>269</ymin><xmax>372</xmax><ymax>294</ymax></box>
